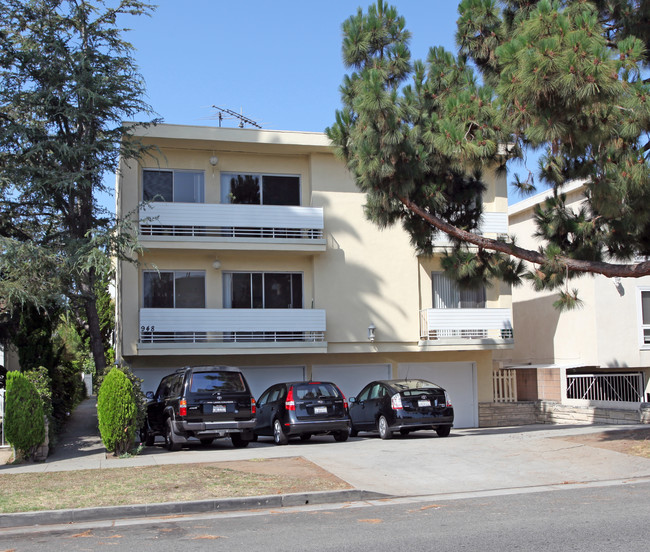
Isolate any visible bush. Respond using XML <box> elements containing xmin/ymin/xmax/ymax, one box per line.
<box><xmin>97</xmin><ymin>368</ymin><xmax>137</xmax><ymax>455</ymax></box>
<box><xmin>5</xmin><ymin>371</ymin><xmax>45</xmax><ymax>459</ymax></box>
<box><xmin>23</xmin><ymin>367</ymin><xmax>54</xmax><ymax>449</ymax></box>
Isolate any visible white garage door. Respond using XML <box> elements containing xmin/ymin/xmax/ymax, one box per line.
<box><xmin>240</xmin><ymin>366</ymin><xmax>305</xmax><ymax>400</ymax></box>
<box><xmin>312</xmin><ymin>364</ymin><xmax>392</xmax><ymax>401</ymax></box>
<box><xmin>398</xmin><ymin>362</ymin><xmax>477</xmax><ymax>428</ymax></box>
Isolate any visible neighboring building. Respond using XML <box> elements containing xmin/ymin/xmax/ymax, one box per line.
<box><xmin>491</xmin><ymin>180</ymin><xmax>650</xmax><ymax>426</ymax></box>
<box><xmin>115</xmin><ymin>123</ymin><xmax>513</xmax><ymax>428</ymax></box>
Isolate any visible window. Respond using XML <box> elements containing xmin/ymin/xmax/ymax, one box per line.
<box><xmin>143</xmin><ymin>169</ymin><xmax>205</xmax><ymax>203</ymax></box>
<box><xmin>220</xmin><ymin>173</ymin><xmax>300</xmax><ymax>206</ymax></box>
<box><xmin>143</xmin><ymin>271</ymin><xmax>205</xmax><ymax>308</ymax></box>
<box><xmin>639</xmin><ymin>288</ymin><xmax>650</xmax><ymax>348</ymax></box>
<box><xmin>223</xmin><ymin>272</ymin><xmax>302</xmax><ymax>309</ymax></box>
<box><xmin>432</xmin><ymin>272</ymin><xmax>485</xmax><ymax>308</ymax></box>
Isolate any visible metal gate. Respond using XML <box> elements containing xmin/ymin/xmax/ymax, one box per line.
<box><xmin>566</xmin><ymin>373</ymin><xmax>645</xmax><ymax>403</ymax></box>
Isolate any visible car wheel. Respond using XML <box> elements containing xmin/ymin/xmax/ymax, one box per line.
<box><xmin>333</xmin><ymin>430</ymin><xmax>349</xmax><ymax>442</ymax></box>
<box><xmin>349</xmin><ymin>426</ymin><xmax>359</xmax><ymax>438</ymax></box>
<box><xmin>165</xmin><ymin>418</ymin><xmax>181</xmax><ymax>451</ymax></box>
<box><xmin>200</xmin><ymin>438</ymin><xmax>214</xmax><ymax>447</ymax></box>
<box><xmin>300</xmin><ymin>433</ymin><xmax>312</xmax><ymax>441</ymax></box>
<box><xmin>378</xmin><ymin>415</ymin><xmax>392</xmax><ymax>440</ymax></box>
<box><xmin>141</xmin><ymin>425</ymin><xmax>155</xmax><ymax>446</ymax></box>
<box><xmin>273</xmin><ymin>419</ymin><xmax>288</xmax><ymax>446</ymax></box>
<box><xmin>436</xmin><ymin>425</ymin><xmax>451</xmax><ymax>437</ymax></box>
<box><xmin>230</xmin><ymin>433</ymin><xmax>250</xmax><ymax>448</ymax></box>
<box><xmin>399</xmin><ymin>428</ymin><xmax>410</xmax><ymax>437</ymax></box>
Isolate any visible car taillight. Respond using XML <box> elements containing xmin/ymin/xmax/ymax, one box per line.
<box><xmin>285</xmin><ymin>386</ymin><xmax>296</xmax><ymax>411</ymax></box>
<box><xmin>251</xmin><ymin>397</ymin><xmax>256</xmax><ymax>414</ymax></box>
<box><xmin>336</xmin><ymin>385</ymin><xmax>348</xmax><ymax>410</ymax></box>
<box><xmin>445</xmin><ymin>391</ymin><xmax>452</xmax><ymax>407</ymax></box>
<box><xmin>179</xmin><ymin>399</ymin><xmax>187</xmax><ymax>417</ymax></box>
<box><xmin>391</xmin><ymin>393</ymin><xmax>403</xmax><ymax>410</ymax></box>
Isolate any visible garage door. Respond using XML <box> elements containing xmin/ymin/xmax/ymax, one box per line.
<box><xmin>240</xmin><ymin>366</ymin><xmax>305</xmax><ymax>400</ymax></box>
<box><xmin>398</xmin><ymin>362</ymin><xmax>477</xmax><ymax>428</ymax></box>
<box><xmin>312</xmin><ymin>364</ymin><xmax>392</xmax><ymax>401</ymax></box>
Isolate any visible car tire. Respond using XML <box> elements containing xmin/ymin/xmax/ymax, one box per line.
<box><xmin>200</xmin><ymin>438</ymin><xmax>214</xmax><ymax>447</ymax></box>
<box><xmin>141</xmin><ymin>425</ymin><xmax>155</xmax><ymax>447</ymax></box>
<box><xmin>230</xmin><ymin>433</ymin><xmax>250</xmax><ymax>448</ymax></box>
<box><xmin>349</xmin><ymin>426</ymin><xmax>358</xmax><ymax>438</ymax></box>
<box><xmin>300</xmin><ymin>433</ymin><xmax>312</xmax><ymax>441</ymax></box>
<box><xmin>273</xmin><ymin>419</ymin><xmax>288</xmax><ymax>446</ymax></box>
<box><xmin>436</xmin><ymin>425</ymin><xmax>451</xmax><ymax>437</ymax></box>
<box><xmin>399</xmin><ymin>428</ymin><xmax>410</xmax><ymax>436</ymax></box>
<box><xmin>333</xmin><ymin>430</ymin><xmax>349</xmax><ymax>442</ymax></box>
<box><xmin>378</xmin><ymin>415</ymin><xmax>392</xmax><ymax>440</ymax></box>
<box><xmin>165</xmin><ymin>418</ymin><xmax>182</xmax><ymax>451</ymax></box>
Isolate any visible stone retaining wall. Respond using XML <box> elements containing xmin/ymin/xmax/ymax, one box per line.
<box><xmin>479</xmin><ymin>401</ymin><xmax>650</xmax><ymax>428</ymax></box>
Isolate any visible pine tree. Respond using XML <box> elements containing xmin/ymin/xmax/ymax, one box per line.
<box><xmin>328</xmin><ymin>0</ymin><xmax>650</xmax><ymax>308</ymax></box>
<box><xmin>0</xmin><ymin>0</ymin><xmax>156</xmax><ymax>371</ymax></box>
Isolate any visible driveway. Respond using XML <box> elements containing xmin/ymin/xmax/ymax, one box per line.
<box><xmin>2</xmin><ymin>398</ymin><xmax>650</xmax><ymax>497</ymax></box>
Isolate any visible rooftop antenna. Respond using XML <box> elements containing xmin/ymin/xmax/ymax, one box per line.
<box><xmin>211</xmin><ymin>105</ymin><xmax>262</xmax><ymax>129</ymax></box>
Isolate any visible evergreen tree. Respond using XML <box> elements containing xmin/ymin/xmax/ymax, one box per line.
<box><xmin>0</xmin><ymin>0</ymin><xmax>156</xmax><ymax>372</ymax></box>
<box><xmin>328</xmin><ymin>0</ymin><xmax>650</xmax><ymax>308</ymax></box>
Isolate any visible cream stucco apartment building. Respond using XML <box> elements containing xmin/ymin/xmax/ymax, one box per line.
<box><xmin>491</xmin><ymin>181</ymin><xmax>650</xmax><ymax>425</ymax></box>
<box><xmin>115</xmin><ymin>123</ymin><xmax>514</xmax><ymax>429</ymax></box>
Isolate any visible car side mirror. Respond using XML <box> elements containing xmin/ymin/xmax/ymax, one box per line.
<box><xmin>146</xmin><ymin>391</ymin><xmax>154</xmax><ymax>400</ymax></box>
<box><xmin>349</xmin><ymin>397</ymin><xmax>357</xmax><ymax>404</ymax></box>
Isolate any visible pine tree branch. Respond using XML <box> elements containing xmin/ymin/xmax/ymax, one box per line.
<box><xmin>396</xmin><ymin>194</ymin><xmax>650</xmax><ymax>278</ymax></box>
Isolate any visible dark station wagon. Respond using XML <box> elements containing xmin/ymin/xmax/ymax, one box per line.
<box><xmin>348</xmin><ymin>379</ymin><xmax>454</xmax><ymax>439</ymax></box>
<box><xmin>254</xmin><ymin>381</ymin><xmax>351</xmax><ymax>445</ymax></box>
<box><xmin>142</xmin><ymin>365</ymin><xmax>256</xmax><ymax>450</ymax></box>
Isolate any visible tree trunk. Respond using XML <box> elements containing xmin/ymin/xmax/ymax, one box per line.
<box><xmin>80</xmin><ymin>268</ymin><xmax>107</xmax><ymax>376</ymax></box>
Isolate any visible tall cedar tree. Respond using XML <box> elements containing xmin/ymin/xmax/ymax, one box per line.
<box><xmin>0</xmin><ymin>0</ymin><xmax>156</xmax><ymax>373</ymax></box>
<box><xmin>327</xmin><ymin>0</ymin><xmax>650</xmax><ymax>309</ymax></box>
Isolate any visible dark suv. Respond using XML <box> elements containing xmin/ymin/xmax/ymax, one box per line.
<box><xmin>254</xmin><ymin>381</ymin><xmax>350</xmax><ymax>445</ymax></box>
<box><xmin>142</xmin><ymin>365</ymin><xmax>256</xmax><ymax>451</ymax></box>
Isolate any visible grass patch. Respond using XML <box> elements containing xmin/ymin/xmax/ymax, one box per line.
<box><xmin>0</xmin><ymin>460</ymin><xmax>350</xmax><ymax>514</ymax></box>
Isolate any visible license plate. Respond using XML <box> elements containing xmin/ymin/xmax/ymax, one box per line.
<box><xmin>418</xmin><ymin>400</ymin><xmax>431</xmax><ymax>407</ymax></box>
<box><xmin>314</xmin><ymin>406</ymin><xmax>327</xmax><ymax>414</ymax></box>
<box><xmin>212</xmin><ymin>404</ymin><xmax>226</xmax><ymax>413</ymax></box>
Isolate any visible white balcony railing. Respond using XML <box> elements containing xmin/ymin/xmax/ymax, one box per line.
<box><xmin>139</xmin><ymin>203</ymin><xmax>324</xmax><ymax>240</ymax></box>
<box><xmin>420</xmin><ymin>308</ymin><xmax>513</xmax><ymax>341</ymax></box>
<box><xmin>433</xmin><ymin>211</ymin><xmax>508</xmax><ymax>245</ymax></box>
<box><xmin>139</xmin><ymin>308</ymin><xmax>326</xmax><ymax>344</ymax></box>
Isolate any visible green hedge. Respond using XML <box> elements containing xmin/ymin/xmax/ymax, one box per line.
<box><xmin>5</xmin><ymin>371</ymin><xmax>45</xmax><ymax>459</ymax></box>
<box><xmin>97</xmin><ymin>368</ymin><xmax>137</xmax><ymax>455</ymax></box>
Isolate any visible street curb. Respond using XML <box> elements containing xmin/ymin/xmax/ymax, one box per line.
<box><xmin>0</xmin><ymin>489</ymin><xmax>390</xmax><ymax>529</ymax></box>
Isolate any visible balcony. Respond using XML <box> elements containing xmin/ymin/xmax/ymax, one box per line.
<box><xmin>419</xmin><ymin>308</ymin><xmax>513</xmax><ymax>344</ymax></box>
<box><xmin>138</xmin><ymin>308</ymin><xmax>326</xmax><ymax>351</ymax></box>
<box><xmin>139</xmin><ymin>203</ymin><xmax>326</xmax><ymax>252</ymax></box>
<box><xmin>433</xmin><ymin>211</ymin><xmax>508</xmax><ymax>245</ymax></box>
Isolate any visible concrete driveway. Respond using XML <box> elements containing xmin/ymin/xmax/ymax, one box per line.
<box><xmin>2</xmin><ymin>398</ymin><xmax>650</xmax><ymax>497</ymax></box>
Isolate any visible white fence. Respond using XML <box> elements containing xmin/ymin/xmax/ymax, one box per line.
<box><xmin>0</xmin><ymin>388</ymin><xmax>6</xmax><ymax>448</ymax></box>
<box><xmin>566</xmin><ymin>373</ymin><xmax>645</xmax><ymax>403</ymax></box>
<box><xmin>493</xmin><ymin>369</ymin><xmax>517</xmax><ymax>403</ymax></box>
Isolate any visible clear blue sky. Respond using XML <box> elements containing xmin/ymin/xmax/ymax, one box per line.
<box><xmin>106</xmin><ymin>1</ymin><xmax>532</xmax><ymax>209</ymax></box>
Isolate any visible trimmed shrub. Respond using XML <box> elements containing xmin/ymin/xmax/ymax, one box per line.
<box><xmin>23</xmin><ymin>367</ymin><xmax>54</xmax><ymax>450</ymax></box>
<box><xmin>97</xmin><ymin>368</ymin><xmax>137</xmax><ymax>455</ymax></box>
<box><xmin>5</xmin><ymin>371</ymin><xmax>45</xmax><ymax>459</ymax></box>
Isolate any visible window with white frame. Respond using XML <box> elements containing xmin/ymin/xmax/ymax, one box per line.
<box><xmin>143</xmin><ymin>271</ymin><xmax>205</xmax><ymax>308</ymax></box>
<box><xmin>223</xmin><ymin>272</ymin><xmax>303</xmax><ymax>309</ymax></box>
<box><xmin>638</xmin><ymin>288</ymin><xmax>650</xmax><ymax>348</ymax></box>
<box><xmin>220</xmin><ymin>173</ymin><xmax>300</xmax><ymax>206</ymax></box>
<box><xmin>432</xmin><ymin>272</ymin><xmax>485</xmax><ymax>308</ymax></box>
<box><xmin>142</xmin><ymin>169</ymin><xmax>205</xmax><ymax>203</ymax></box>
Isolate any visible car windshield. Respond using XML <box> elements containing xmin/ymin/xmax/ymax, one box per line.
<box><xmin>294</xmin><ymin>383</ymin><xmax>340</xmax><ymax>400</ymax></box>
<box><xmin>391</xmin><ymin>380</ymin><xmax>440</xmax><ymax>391</ymax></box>
<box><xmin>190</xmin><ymin>372</ymin><xmax>246</xmax><ymax>393</ymax></box>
